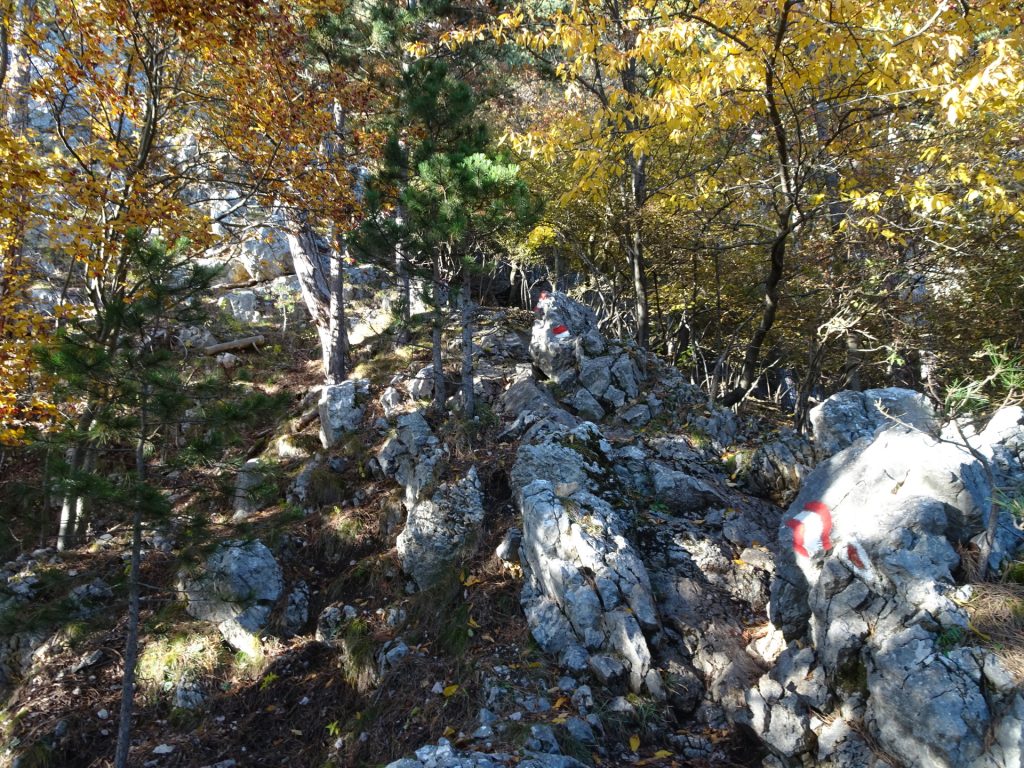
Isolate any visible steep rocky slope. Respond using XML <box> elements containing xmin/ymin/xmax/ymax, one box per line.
<box><xmin>1</xmin><ymin>269</ymin><xmax>1022</xmax><ymax>768</ymax></box>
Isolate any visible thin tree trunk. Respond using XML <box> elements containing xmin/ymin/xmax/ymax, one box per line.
<box><xmin>721</xmin><ymin>222</ymin><xmax>790</xmax><ymax>407</ymax></box>
<box><xmin>41</xmin><ymin>447</ymin><xmax>52</xmax><ymax>548</ymax></box>
<box><xmin>57</xmin><ymin>405</ymin><xmax>97</xmax><ymax>551</ymax></box>
<box><xmin>395</xmin><ymin>237</ymin><xmax>411</xmax><ymax>344</ymax></box>
<box><xmin>431</xmin><ymin>256</ymin><xmax>446</xmax><ymax>413</ymax></box>
<box><xmin>625</xmin><ymin>156</ymin><xmax>650</xmax><ymax>350</ymax></box>
<box><xmin>795</xmin><ymin>336</ymin><xmax>826</xmax><ymax>434</ymax></box>
<box><xmin>652</xmin><ymin>268</ymin><xmax>666</xmax><ymax>354</ymax></box>
<box><xmin>720</xmin><ymin>6</ymin><xmax>796</xmax><ymax>407</ymax></box>
<box><xmin>74</xmin><ymin>449</ymin><xmax>96</xmax><ymax>541</ymax></box>
<box><xmin>843</xmin><ymin>333</ymin><xmax>862</xmax><ymax>391</ymax></box>
<box><xmin>1</xmin><ymin>0</ymin><xmax>32</xmax><ymax>133</ymax></box>
<box><xmin>0</xmin><ymin>0</ymin><xmax>33</xmax><ymax>331</ymax></box>
<box><xmin>115</xmin><ymin>387</ymin><xmax>147</xmax><ymax>768</ymax></box>
<box><xmin>327</xmin><ymin>230</ymin><xmax>349</xmax><ymax>385</ymax></box>
<box><xmin>460</xmin><ymin>267</ymin><xmax>475</xmax><ymax>419</ymax></box>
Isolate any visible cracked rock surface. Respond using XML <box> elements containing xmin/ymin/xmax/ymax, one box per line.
<box><xmin>511</xmin><ymin>421</ymin><xmax>663</xmax><ymax>696</ymax></box>
<box><xmin>397</xmin><ymin>467</ymin><xmax>485</xmax><ymax>591</ymax></box>
<box><xmin>765</xmin><ymin>416</ymin><xmax>1024</xmax><ymax>768</ymax></box>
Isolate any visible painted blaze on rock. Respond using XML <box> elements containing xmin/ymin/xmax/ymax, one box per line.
<box><xmin>786</xmin><ymin>501</ymin><xmax>833</xmax><ymax>559</ymax></box>
<box><xmin>767</xmin><ymin>423</ymin><xmax>1024</xmax><ymax>768</ymax></box>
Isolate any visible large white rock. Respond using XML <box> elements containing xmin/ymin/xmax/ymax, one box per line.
<box><xmin>397</xmin><ymin>468</ymin><xmax>485</xmax><ymax>590</ymax></box>
<box><xmin>810</xmin><ymin>387</ymin><xmax>937</xmax><ymax>459</ymax></box>
<box><xmin>318</xmin><ymin>379</ymin><xmax>370</xmax><ymax>448</ymax></box>
<box><xmin>376</xmin><ymin>411</ymin><xmax>447</xmax><ymax>506</ymax></box>
<box><xmin>180</xmin><ymin>541</ymin><xmax>283</xmax><ymax>654</ymax></box>
<box><xmin>511</xmin><ymin>422</ymin><xmax>663</xmax><ymax>697</ymax></box>
<box><xmin>765</xmin><ymin>423</ymin><xmax>1023</xmax><ymax>768</ymax></box>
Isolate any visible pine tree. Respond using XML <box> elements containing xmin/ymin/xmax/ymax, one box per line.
<box><xmin>37</xmin><ymin>229</ymin><xmax>216</xmax><ymax>765</ymax></box>
<box><xmin>355</xmin><ymin>57</ymin><xmax>534</xmax><ymax>416</ymax></box>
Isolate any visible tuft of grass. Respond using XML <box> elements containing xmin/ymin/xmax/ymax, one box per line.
<box><xmin>351</xmin><ymin>345</ymin><xmax>416</xmax><ymax>388</ymax></box>
<box><xmin>962</xmin><ymin>581</ymin><xmax>1024</xmax><ymax>683</ymax></box>
<box><xmin>10</xmin><ymin>742</ymin><xmax>54</xmax><ymax>768</ymax></box>
<box><xmin>327</xmin><ymin>553</ymin><xmax>398</xmax><ymax>603</ymax></box>
<box><xmin>339</xmin><ymin>618</ymin><xmax>378</xmax><ymax>692</ymax></box>
<box><xmin>1003</xmin><ymin>560</ymin><xmax>1024</xmax><ymax>584</ymax></box>
<box><xmin>137</xmin><ymin>630</ymin><xmax>228</xmax><ymax>707</ymax></box>
<box><xmin>305</xmin><ymin>466</ymin><xmax>348</xmax><ymax>509</ymax></box>
<box><xmin>316</xmin><ymin>507</ymin><xmax>372</xmax><ymax>566</ymax></box>
<box><xmin>555</xmin><ymin>725</ymin><xmax>595</xmax><ymax>765</ymax></box>
<box><xmin>405</xmin><ymin>567</ymin><xmax>475</xmax><ymax>658</ymax></box>
<box><xmin>231</xmin><ymin>638</ymin><xmax>280</xmax><ymax>682</ymax></box>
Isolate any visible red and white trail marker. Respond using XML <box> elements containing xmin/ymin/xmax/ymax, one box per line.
<box><xmin>534</xmin><ymin>291</ymin><xmax>553</xmax><ymax>312</ymax></box>
<box><xmin>787</xmin><ymin>501</ymin><xmax>833</xmax><ymax>559</ymax></box>
<box><xmin>550</xmin><ymin>324</ymin><xmax>571</xmax><ymax>340</ymax></box>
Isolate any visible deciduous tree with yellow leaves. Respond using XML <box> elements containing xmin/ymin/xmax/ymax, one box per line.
<box><xmin>450</xmin><ymin>0</ymin><xmax>1023</xmax><ymax>404</ymax></box>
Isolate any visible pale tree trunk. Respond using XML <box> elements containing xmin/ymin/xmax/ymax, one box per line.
<box><xmin>0</xmin><ymin>0</ymin><xmax>33</xmax><ymax>325</ymax></box>
<box><xmin>1</xmin><ymin>0</ymin><xmax>32</xmax><ymax>132</ymax></box>
<box><xmin>325</xmin><ymin>100</ymin><xmax>349</xmax><ymax>384</ymax></box>
<box><xmin>459</xmin><ymin>266</ymin><xmax>475</xmax><ymax>419</ymax></box>
<box><xmin>617</xmin><ymin>46</ymin><xmax>650</xmax><ymax>352</ymax></box>
<box><xmin>625</xmin><ymin>156</ymin><xmax>650</xmax><ymax>351</ymax></box>
<box><xmin>73</xmin><ymin>449</ymin><xmax>96</xmax><ymax>540</ymax></box>
<box><xmin>327</xmin><ymin>228</ymin><xmax>348</xmax><ymax>384</ymax></box>
<box><xmin>284</xmin><ymin>208</ymin><xmax>332</xmax><ymax>372</ymax></box>
<box><xmin>57</xmin><ymin>406</ymin><xmax>97</xmax><ymax>551</ymax></box>
<box><xmin>395</xmin><ymin>230</ymin><xmax>411</xmax><ymax>344</ymax></box>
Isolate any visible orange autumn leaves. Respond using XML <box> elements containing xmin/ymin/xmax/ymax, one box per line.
<box><xmin>0</xmin><ymin>0</ymin><xmax>377</xmax><ymax>443</ymax></box>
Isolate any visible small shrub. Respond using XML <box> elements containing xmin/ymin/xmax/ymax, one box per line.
<box><xmin>339</xmin><ymin>618</ymin><xmax>378</xmax><ymax>692</ymax></box>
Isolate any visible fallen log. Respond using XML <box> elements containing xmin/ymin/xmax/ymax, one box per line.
<box><xmin>203</xmin><ymin>335</ymin><xmax>266</xmax><ymax>355</ymax></box>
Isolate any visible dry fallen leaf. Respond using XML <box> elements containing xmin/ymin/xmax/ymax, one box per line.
<box><xmin>443</xmin><ymin>683</ymin><xmax>459</xmax><ymax>697</ymax></box>
<box><xmin>629</xmin><ymin>734</ymin><xmax>640</xmax><ymax>752</ymax></box>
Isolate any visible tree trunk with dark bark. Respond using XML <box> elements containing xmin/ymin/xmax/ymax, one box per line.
<box><xmin>460</xmin><ymin>267</ymin><xmax>475</xmax><ymax>419</ymax></box>
<box><xmin>431</xmin><ymin>256</ymin><xmax>446</xmax><ymax>414</ymax></box>
<box><xmin>114</xmin><ymin>387</ymin><xmax>147</xmax><ymax>768</ymax></box>
<box><xmin>327</xmin><ymin>229</ymin><xmax>349</xmax><ymax>385</ymax></box>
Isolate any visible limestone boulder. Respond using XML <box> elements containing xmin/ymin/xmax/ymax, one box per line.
<box><xmin>810</xmin><ymin>387</ymin><xmax>937</xmax><ymax>459</ymax></box>
<box><xmin>377</xmin><ymin>411</ymin><xmax>447</xmax><ymax>506</ymax></box>
<box><xmin>529</xmin><ymin>291</ymin><xmax>605</xmax><ymax>385</ymax></box>
<box><xmin>181</xmin><ymin>541</ymin><xmax>284</xmax><ymax>654</ymax></box>
<box><xmin>734</xmin><ymin>429</ymin><xmax>816</xmax><ymax>505</ymax></box>
<box><xmin>511</xmin><ymin>422</ymin><xmax>663</xmax><ymax>697</ymax></box>
<box><xmin>764</xmin><ymin>421</ymin><xmax>1024</xmax><ymax>768</ymax></box>
<box><xmin>318</xmin><ymin>379</ymin><xmax>370</xmax><ymax>448</ymax></box>
<box><xmin>397</xmin><ymin>468</ymin><xmax>485</xmax><ymax>590</ymax></box>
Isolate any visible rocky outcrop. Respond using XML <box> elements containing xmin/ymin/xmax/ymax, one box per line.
<box><xmin>181</xmin><ymin>540</ymin><xmax>305</xmax><ymax>654</ymax></box>
<box><xmin>762</xmin><ymin>422</ymin><xmax>1024</xmax><ymax>767</ymax></box>
<box><xmin>218</xmin><ymin>290</ymin><xmax>262</xmax><ymax>324</ymax></box>
<box><xmin>529</xmin><ymin>291</ymin><xmax>605</xmax><ymax>386</ymax></box>
<box><xmin>511</xmin><ymin>422</ymin><xmax>664</xmax><ymax>697</ymax></box>
<box><xmin>397</xmin><ymin>468</ymin><xmax>485</xmax><ymax>590</ymax></box>
<box><xmin>377</xmin><ymin>411</ymin><xmax>447</xmax><ymax>507</ymax></box>
<box><xmin>319</xmin><ymin>378</ymin><xmax>370</xmax><ymax>448</ymax></box>
<box><xmin>528</xmin><ymin>292</ymin><xmax>656</xmax><ymax>426</ymax></box>
<box><xmin>809</xmin><ymin>387</ymin><xmax>937</xmax><ymax>459</ymax></box>
<box><xmin>734</xmin><ymin>429</ymin><xmax>816</xmax><ymax>505</ymax></box>
<box><xmin>232</xmin><ymin>458</ymin><xmax>266</xmax><ymax>520</ymax></box>
<box><xmin>385</xmin><ymin>739</ymin><xmax>589</xmax><ymax>768</ymax></box>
